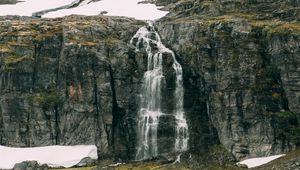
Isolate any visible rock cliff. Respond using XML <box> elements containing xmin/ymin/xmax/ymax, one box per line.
<box><xmin>0</xmin><ymin>0</ymin><xmax>300</xmax><ymax>162</ymax></box>
<box><xmin>157</xmin><ymin>0</ymin><xmax>300</xmax><ymax>160</ymax></box>
<box><xmin>0</xmin><ymin>16</ymin><xmax>145</xmax><ymax>160</ymax></box>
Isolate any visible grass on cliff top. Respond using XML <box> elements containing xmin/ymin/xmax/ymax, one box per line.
<box><xmin>0</xmin><ymin>44</ymin><xmax>11</xmax><ymax>53</ymax></box>
<box><xmin>79</xmin><ymin>41</ymin><xmax>98</xmax><ymax>47</ymax></box>
<box><xmin>170</xmin><ymin>12</ymin><xmax>300</xmax><ymax>36</ymax></box>
<box><xmin>209</xmin><ymin>13</ymin><xmax>300</xmax><ymax>34</ymax></box>
<box><xmin>7</xmin><ymin>40</ymin><xmax>32</xmax><ymax>48</ymax></box>
<box><xmin>3</xmin><ymin>55</ymin><xmax>33</xmax><ymax>71</ymax></box>
<box><xmin>4</xmin><ymin>55</ymin><xmax>33</xmax><ymax>66</ymax></box>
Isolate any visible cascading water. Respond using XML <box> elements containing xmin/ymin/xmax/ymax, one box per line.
<box><xmin>131</xmin><ymin>21</ymin><xmax>189</xmax><ymax>160</ymax></box>
<box><xmin>173</xmin><ymin>63</ymin><xmax>189</xmax><ymax>152</ymax></box>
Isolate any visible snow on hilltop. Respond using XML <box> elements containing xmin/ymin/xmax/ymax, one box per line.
<box><xmin>0</xmin><ymin>0</ymin><xmax>168</xmax><ymax>20</ymax></box>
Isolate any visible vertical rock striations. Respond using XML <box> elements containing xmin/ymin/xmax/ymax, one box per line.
<box><xmin>0</xmin><ymin>0</ymin><xmax>300</xmax><ymax>161</ymax></box>
<box><xmin>0</xmin><ymin>16</ymin><xmax>145</xmax><ymax>160</ymax></box>
<box><xmin>157</xmin><ymin>10</ymin><xmax>300</xmax><ymax>159</ymax></box>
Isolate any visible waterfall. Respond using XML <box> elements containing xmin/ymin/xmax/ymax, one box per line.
<box><xmin>173</xmin><ymin>63</ymin><xmax>189</xmax><ymax>152</ymax></box>
<box><xmin>131</xmin><ymin>21</ymin><xmax>189</xmax><ymax>160</ymax></box>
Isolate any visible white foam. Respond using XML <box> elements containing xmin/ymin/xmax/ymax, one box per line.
<box><xmin>0</xmin><ymin>145</ymin><xmax>98</xmax><ymax>169</ymax></box>
<box><xmin>237</xmin><ymin>154</ymin><xmax>285</xmax><ymax>168</ymax></box>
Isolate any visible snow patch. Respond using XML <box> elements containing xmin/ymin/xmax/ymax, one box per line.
<box><xmin>0</xmin><ymin>0</ymin><xmax>75</xmax><ymax>16</ymax></box>
<box><xmin>0</xmin><ymin>145</ymin><xmax>98</xmax><ymax>169</ymax></box>
<box><xmin>43</xmin><ymin>0</ymin><xmax>168</xmax><ymax>20</ymax></box>
<box><xmin>0</xmin><ymin>0</ymin><xmax>168</xmax><ymax>20</ymax></box>
<box><xmin>236</xmin><ymin>154</ymin><xmax>286</xmax><ymax>168</ymax></box>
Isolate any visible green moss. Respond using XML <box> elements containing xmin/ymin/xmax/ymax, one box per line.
<box><xmin>34</xmin><ymin>32</ymin><xmax>55</xmax><ymax>42</ymax></box>
<box><xmin>115</xmin><ymin>162</ymin><xmax>189</xmax><ymax>170</ymax></box>
<box><xmin>33</xmin><ymin>88</ymin><xmax>63</xmax><ymax>110</ymax></box>
<box><xmin>32</xmin><ymin>25</ymin><xmax>62</xmax><ymax>42</ymax></box>
<box><xmin>51</xmin><ymin>167</ymin><xmax>96</xmax><ymax>170</ymax></box>
<box><xmin>0</xmin><ymin>44</ymin><xmax>12</xmax><ymax>53</ymax></box>
<box><xmin>193</xmin><ymin>13</ymin><xmax>300</xmax><ymax>38</ymax></box>
<box><xmin>4</xmin><ymin>55</ymin><xmax>33</xmax><ymax>67</ymax></box>
<box><xmin>267</xmin><ymin>22</ymin><xmax>300</xmax><ymax>37</ymax></box>
<box><xmin>106</xmin><ymin>37</ymin><xmax>122</xmax><ymax>45</ymax></box>
<box><xmin>181</xmin><ymin>43</ymin><xmax>198</xmax><ymax>54</ymax></box>
<box><xmin>273</xmin><ymin>111</ymin><xmax>297</xmax><ymax>119</ymax></box>
<box><xmin>80</xmin><ymin>41</ymin><xmax>98</xmax><ymax>47</ymax></box>
<box><xmin>209</xmin><ymin>145</ymin><xmax>229</xmax><ymax>156</ymax></box>
<box><xmin>8</xmin><ymin>41</ymin><xmax>32</xmax><ymax>47</ymax></box>
<box><xmin>195</xmin><ymin>37</ymin><xmax>210</xmax><ymax>46</ymax></box>
<box><xmin>204</xmin><ymin>163</ymin><xmax>244</xmax><ymax>170</ymax></box>
<box><xmin>270</xmin><ymin>111</ymin><xmax>300</xmax><ymax>145</ymax></box>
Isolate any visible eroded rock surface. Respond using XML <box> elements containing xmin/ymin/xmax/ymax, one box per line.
<box><xmin>0</xmin><ymin>0</ymin><xmax>300</xmax><ymax>162</ymax></box>
<box><xmin>157</xmin><ymin>0</ymin><xmax>300</xmax><ymax>159</ymax></box>
<box><xmin>0</xmin><ymin>16</ymin><xmax>145</xmax><ymax>160</ymax></box>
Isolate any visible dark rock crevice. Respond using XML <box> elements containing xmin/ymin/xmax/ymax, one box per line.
<box><xmin>92</xmin><ymin>66</ymin><xmax>101</xmax><ymax>146</ymax></box>
<box><xmin>31</xmin><ymin>44</ymin><xmax>39</xmax><ymax>92</ymax></box>
<box><xmin>108</xmin><ymin>63</ymin><xmax>126</xmax><ymax>160</ymax></box>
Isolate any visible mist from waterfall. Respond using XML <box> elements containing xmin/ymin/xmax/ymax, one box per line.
<box><xmin>131</xmin><ymin>22</ymin><xmax>189</xmax><ymax>160</ymax></box>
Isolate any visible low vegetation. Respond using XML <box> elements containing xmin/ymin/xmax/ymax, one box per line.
<box><xmin>32</xmin><ymin>87</ymin><xmax>63</xmax><ymax>110</ymax></box>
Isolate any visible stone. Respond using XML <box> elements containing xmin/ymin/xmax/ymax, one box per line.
<box><xmin>156</xmin><ymin>0</ymin><xmax>300</xmax><ymax>159</ymax></box>
<box><xmin>0</xmin><ymin>0</ymin><xmax>300</xmax><ymax>163</ymax></box>
<box><xmin>13</xmin><ymin>161</ymin><xmax>48</xmax><ymax>170</ymax></box>
<box><xmin>0</xmin><ymin>15</ymin><xmax>145</xmax><ymax>160</ymax></box>
<box><xmin>76</xmin><ymin>157</ymin><xmax>97</xmax><ymax>167</ymax></box>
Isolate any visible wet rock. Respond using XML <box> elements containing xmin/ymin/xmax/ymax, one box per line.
<box><xmin>76</xmin><ymin>157</ymin><xmax>97</xmax><ymax>167</ymax></box>
<box><xmin>13</xmin><ymin>161</ymin><xmax>48</xmax><ymax>170</ymax></box>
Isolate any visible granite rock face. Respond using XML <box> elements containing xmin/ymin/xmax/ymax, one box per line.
<box><xmin>13</xmin><ymin>161</ymin><xmax>48</xmax><ymax>170</ymax></box>
<box><xmin>0</xmin><ymin>0</ymin><xmax>300</xmax><ymax>162</ymax></box>
<box><xmin>0</xmin><ymin>16</ymin><xmax>145</xmax><ymax>160</ymax></box>
<box><xmin>157</xmin><ymin>0</ymin><xmax>300</xmax><ymax>160</ymax></box>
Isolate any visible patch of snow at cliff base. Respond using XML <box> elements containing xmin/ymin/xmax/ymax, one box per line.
<box><xmin>0</xmin><ymin>145</ymin><xmax>98</xmax><ymax>169</ymax></box>
<box><xmin>236</xmin><ymin>154</ymin><xmax>286</xmax><ymax>168</ymax></box>
<box><xmin>0</xmin><ymin>0</ymin><xmax>168</xmax><ymax>20</ymax></box>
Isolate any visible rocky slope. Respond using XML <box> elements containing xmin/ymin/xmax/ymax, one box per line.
<box><xmin>0</xmin><ymin>0</ymin><xmax>300</xmax><ymax>164</ymax></box>
<box><xmin>156</xmin><ymin>0</ymin><xmax>300</xmax><ymax>160</ymax></box>
<box><xmin>0</xmin><ymin>16</ymin><xmax>145</xmax><ymax>160</ymax></box>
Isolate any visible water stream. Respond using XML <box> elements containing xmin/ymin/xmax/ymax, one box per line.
<box><xmin>131</xmin><ymin>22</ymin><xmax>189</xmax><ymax>160</ymax></box>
